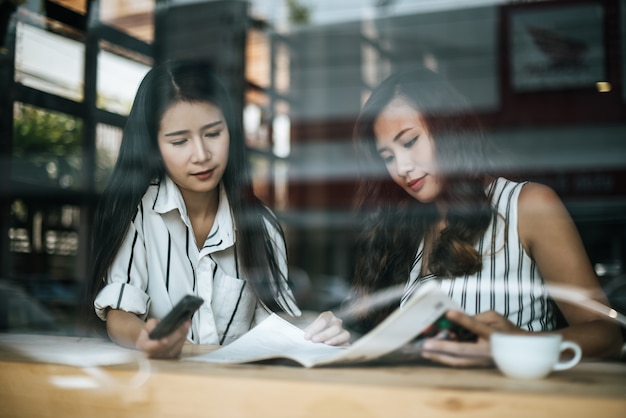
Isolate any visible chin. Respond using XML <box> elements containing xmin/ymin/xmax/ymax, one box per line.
<box><xmin>407</xmin><ymin>189</ymin><xmax>436</xmax><ymax>204</ymax></box>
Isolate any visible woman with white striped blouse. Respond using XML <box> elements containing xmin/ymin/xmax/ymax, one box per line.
<box><xmin>83</xmin><ymin>60</ymin><xmax>349</xmax><ymax>358</ymax></box>
<box><xmin>348</xmin><ymin>67</ymin><xmax>622</xmax><ymax>366</ymax></box>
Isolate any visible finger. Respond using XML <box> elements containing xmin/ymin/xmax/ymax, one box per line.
<box><xmin>321</xmin><ymin>329</ymin><xmax>351</xmax><ymax>346</ymax></box>
<box><xmin>445</xmin><ymin>310</ymin><xmax>494</xmax><ymax>338</ymax></box>
<box><xmin>421</xmin><ymin>339</ymin><xmax>493</xmax><ymax>367</ymax></box>
<box><xmin>303</xmin><ymin>312</ymin><xmax>338</xmax><ymax>338</ymax></box>
<box><xmin>173</xmin><ymin>320</ymin><xmax>192</xmax><ymax>339</ymax></box>
<box><xmin>146</xmin><ymin>332</ymin><xmax>186</xmax><ymax>359</ymax></box>
<box><xmin>473</xmin><ymin>311</ymin><xmax>521</xmax><ymax>333</ymax></box>
<box><xmin>421</xmin><ymin>349</ymin><xmax>493</xmax><ymax>367</ymax></box>
<box><xmin>140</xmin><ymin>320</ymin><xmax>189</xmax><ymax>358</ymax></box>
<box><xmin>308</xmin><ymin>323</ymin><xmax>344</xmax><ymax>343</ymax></box>
<box><xmin>137</xmin><ymin>325</ymin><xmax>167</xmax><ymax>350</ymax></box>
<box><xmin>163</xmin><ymin>338</ymin><xmax>186</xmax><ymax>359</ymax></box>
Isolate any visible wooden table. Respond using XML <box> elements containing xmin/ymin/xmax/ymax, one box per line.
<box><xmin>0</xmin><ymin>334</ymin><xmax>625</xmax><ymax>418</ymax></box>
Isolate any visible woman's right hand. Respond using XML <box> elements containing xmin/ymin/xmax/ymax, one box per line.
<box><xmin>136</xmin><ymin>318</ymin><xmax>191</xmax><ymax>359</ymax></box>
<box><xmin>106</xmin><ymin>309</ymin><xmax>190</xmax><ymax>358</ymax></box>
<box><xmin>419</xmin><ymin>310</ymin><xmax>525</xmax><ymax>367</ymax></box>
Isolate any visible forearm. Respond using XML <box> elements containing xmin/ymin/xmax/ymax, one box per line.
<box><xmin>557</xmin><ymin>320</ymin><xmax>623</xmax><ymax>360</ymax></box>
<box><xmin>105</xmin><ymin>309</ymin><xmax>146</xmax><ymax>350</ymax></box>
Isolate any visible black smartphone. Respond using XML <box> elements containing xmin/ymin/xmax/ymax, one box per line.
<box><xmin>148</xmin><ymin>295</ymin><xmax>204</xmax><ymax>340</ymax></box>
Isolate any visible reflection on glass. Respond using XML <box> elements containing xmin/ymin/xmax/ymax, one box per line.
<box><xmin>95</xmin><ymin>124</ymin><xmax>123</xmax><ymax>192</ymax></box>
<box><xmin>249</xmin><ymin>153</ymin><xmax>271</xmax><ymax>205</ymax></box>
<box><xmin>244</xmin><ymin>103</ymin><xmax>262</xmax><ymax>142</ymax></box>
<box><xmin>244</xmin><ymin>98</ymin><xmax>270</xmax><ymax>151</ymax></box>
<box><xmin>246</xmin><ymin>28</ymin><xmax>270</xmax><ymax>89</ymax></box>
<box><xmin>274</xmin><ymin>159</ymin><xmax>289</xmax><ymax>211</ymax></box>
<box><xmin>99</xmin><ymin>0</ymin><xmax>155</xmax><ymax>43</ymax></box>
<box><xmin>97</xmin><ymin>49</ymin><xmax>150</xmax><ymax>115</ymax></box>
<box><xmin>9</xmin><ymin>198</ymin><xmax>81</xmax><ymax>267</ymax></box>
<box><xmin>274</xmin><ymin>40</ymin><xmax>290</xmax><ymax>94</ymax></box>
<box><xmin>12</xmin><ymin>103</ymin><xmax>83</xmax><ymax>191</ymax></box>
<box><xmin>272</xmin><ymin>113</ymin><xmax>290</xmax><ymax>158</ymax></box>
<box><xmin>15</xmin><ymin>22</ymin><xmax>84</xmax><ymax>101</ymax></box>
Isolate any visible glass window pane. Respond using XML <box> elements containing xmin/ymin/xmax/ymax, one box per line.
<box><xmin>97</xmin><ymin>48</ymin><xmax>151</xmax><ymax>115</ymax></box>
<box><xmin>244</xmin><ymin>91</ymin><xmax>271</xmax><ymax>151</ymax></box>
<box><xmin>99</xmin><ymin>0</ymin><xmax>155</xmax><ymax>43</ymax></box>
<box><xmin>249</xmin><ymin>153</ymin><xmax>271</xmax><ymax>205</ymax></box>
<box><xmin>274</xmin><ymin>159</ymin><xmax>289</xmax><ymax>211</ymax></box>
<box><xmin>12</xmin><ymin>103</ymin><xmax>83</xmax><ymax>191</ymax></box>
<box><xmin>275</xmin><ymin>40</ymin><xmax>290</xmax><ymax>94</ymax></box>
<box><xmin>246</xmin><ymin>28</ymin><xmax>270</xmax><ymax>89</ymax></box>
<box><xmin>15</xmin><ymin>22</ymin><xmax>84</xmax><ymax>102</ymax></box>
<box><xmin>95</xmin><ymin>123</ymin><xmax>123</xmax><ymax>192</ymax></box>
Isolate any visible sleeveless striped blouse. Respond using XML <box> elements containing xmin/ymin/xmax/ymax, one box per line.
<box><xmin>401</xmin><ymin>177</ymin><xmax>557</xmax><ymax>332</ymax></box>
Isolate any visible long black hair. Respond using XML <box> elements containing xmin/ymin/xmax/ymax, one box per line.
<box><xmin>81</xmin><ymin>60</ymin><xmax>292</xmax><ymax>334</ymax></box>
<box><xmin>348</xmin><ymin>67</ymin><xmax>496</xmax><ymax>330</ymax></box>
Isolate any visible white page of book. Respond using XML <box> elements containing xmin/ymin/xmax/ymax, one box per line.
<box><xmin>188</xmin><ymin>313</ymin><xmax>347</xmax><ymax>367</ymax></box>
<box><xmin>188</xmin><ymin>282</ymin><xmax>458</xmax><ymax>367</ymax></box>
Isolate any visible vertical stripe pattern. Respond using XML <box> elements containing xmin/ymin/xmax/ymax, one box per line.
<box><xmin>403</xmin><ymin>178</ymin><xmax>557</xmax><ymax>332</ymax></box>
<box><xmin>93</xmin><ymin>176</ymin><xmax>301</xmax><ymax>345</ymax></box>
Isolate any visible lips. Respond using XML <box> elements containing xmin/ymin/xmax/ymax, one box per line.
<box><xmin>192</xmin><ymin>169</ymin><xmax>214</xmax><ymax>180</ymax></box>
<box><xmin>406</xmin><ymin>175</ymin><xmax>426</xmax><ymax>192</ymax></box>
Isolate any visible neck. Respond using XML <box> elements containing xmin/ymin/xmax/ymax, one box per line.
<box><xmin>181</xmin><ymin>186</ymin><xmax>220</xmax><ymax>220</ymax></box>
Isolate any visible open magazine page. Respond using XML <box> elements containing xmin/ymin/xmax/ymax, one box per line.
<box><xmin>188</xmin><ymin>282</ymin><xmax>462</xmax><ymax>368</ymax></box>
<box><xmin>188</xmin><ymin>313</ymin><xmax>347</xmax><ymax>367</ymax></box>
<box><xmin>316</xmin><ymin>283</ymin><xmax>459</xmax><ymax>366</ymax></box>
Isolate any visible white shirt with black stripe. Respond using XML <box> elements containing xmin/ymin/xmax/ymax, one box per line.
<box><xmin>94</xmin><ymin>175</ymin><xmax>301</xmax><ymax>345</ymax></box>
<box><xmin>402</xmin><ymin>177</ymin><xmax>557</xmax><ymax>332</ymax></box>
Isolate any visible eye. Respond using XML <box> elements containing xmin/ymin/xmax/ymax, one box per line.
<box><xmin>205</xmin><ymin>128</ymin><xmax>223</xmax><ymax>138</ymax></box>
<box><xmin>403</xmin><ymin>136</ymin><xmax>418</xmax><ymax>148</ymax></box>
<box><xmin>171</xmin><ymin>138</ymin><xmax>188</xmax><ymax>146</ymax></box>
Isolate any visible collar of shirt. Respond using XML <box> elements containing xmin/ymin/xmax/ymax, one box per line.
<box><xmin>152</xmin><ymin>175</ymin><xmax>235</xmax><ymax>255</ymax></box>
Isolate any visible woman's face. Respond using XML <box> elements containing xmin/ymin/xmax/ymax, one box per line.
<box><xmin>373</xmin><ymin>96</ymin><xmax>442</xmax><ymax>204</ymax></box>
<box><xmin>158</xmin><ymin>100</ymin><xmax>230</xmax><ymax>201</ymax></box>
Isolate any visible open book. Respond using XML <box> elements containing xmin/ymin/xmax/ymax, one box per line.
<box><xmin>188</xmin><ymin>282</ymin><xmax>473</xmax><ymax>368</ymax></box>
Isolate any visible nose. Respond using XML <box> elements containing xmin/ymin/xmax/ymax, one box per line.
<box><xmin>190</xmin><ymin>137</ymin><xmax>211</xmax><ymax>163</ymax></box>
<box><xmin>395</xmin><ymin>152</ymin><xmax>414</xmax><ymax>177</ymax></box>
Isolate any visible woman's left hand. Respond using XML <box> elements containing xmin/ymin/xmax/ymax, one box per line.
<box><xmin>303</xmin><ymin>311</ymin><xmax>351</xmax><ymax>346</ymax></box>
<box><xmin>420</xmin><ymin>310</ymin><xmax>525</xmax><ymax>367</ymax></box>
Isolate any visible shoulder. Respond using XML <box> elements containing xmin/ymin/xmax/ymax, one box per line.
<box><xmin>131</xmin><ymin>181</ymin><xmax>160</xmax><ymax>223</ymax></box>
<box><xmin>518</xmin><ymin>182</ymin><xmax>564</xmax><ymax>213</ymax></box>
<box><xmin>517</xmin><ymin>181</ymin><xmax>571</xmax><ymax>249</ymax></box>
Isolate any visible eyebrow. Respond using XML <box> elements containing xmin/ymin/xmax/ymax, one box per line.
<box><xmin>376</xmin><ymin>127</ymin><xmax>412</xmax><ymax>153</ymax></box>
<box><xmin>163</xmin><ymin>120</ymin><xmax>224</xmax><ymax>137</ymax></box>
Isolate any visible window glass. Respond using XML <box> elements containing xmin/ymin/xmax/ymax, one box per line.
<box><xmin>99</xmin><ymin>0</ymin><xmax>155</xmax><ymax>43</ymax></box>
<box><xmin>12</xmin><ymin>103</ymin><xmax>83</xmax><ymax>191</ymax></box>
<box><xmin>249</xmin><ymin>153</ymin><xmax>271</xmax><ymax>206</ymax></box>
<box><xmin>97</xmin><ymin>48</ymin><xmax>151</xmax><ymax>115</ymax></box>
<box><xmin>246</xmin><ymin>28</ymin><xmax>270</xmax><ymax>89</ymax></box>
<box><xmin>15</xmin><ymin>22</ymin><xmax>84</xmax><ymax>101</ymax></box>
<box><xmin>95</xmin><ymin>123</ymin><xmax>123</xmax><ymax>192</ymax></box>
<box><xmin>244</xmin><ymin>91</ymin><xmax>271</xmax><ymax>151</ymax></box>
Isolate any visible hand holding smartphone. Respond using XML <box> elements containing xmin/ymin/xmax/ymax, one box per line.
<box><xmin>149</xmin><ymin>295</ymin><xmax>204</xmax><ymax>340</ymax></box>
<box><xmin>423</xmin><ymin>312</ymin><xmax>478</xmax><ymax>342</ymax></box>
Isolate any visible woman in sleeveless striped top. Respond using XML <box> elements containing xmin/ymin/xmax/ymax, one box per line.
<box><xmin>349</xmin><ymin>67</ymin><xmax>622</xmax><ymax>366</ymax></box>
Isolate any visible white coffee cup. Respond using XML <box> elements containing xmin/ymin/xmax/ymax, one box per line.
<box><xmin>490</xmin><ymin>333</ymin><xmax>582</xmax><ymax>379</ymax></box>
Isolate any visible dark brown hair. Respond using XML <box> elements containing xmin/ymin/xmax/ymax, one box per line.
<box><xmin>349</xmin><ymin>67</ymin><xmax>495</xmax><ymax>330</ymax></box>
<box><xmin>81</xmin><ymin>60</ymin><xmax>294</xmax><ymax>335</ymax></box>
